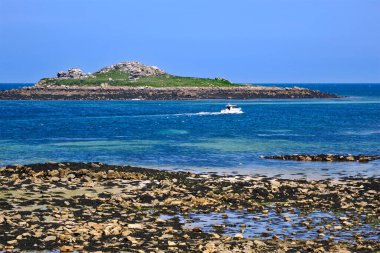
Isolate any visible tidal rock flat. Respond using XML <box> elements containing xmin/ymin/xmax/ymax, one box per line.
<box><xmin>0</xmin><ymin>162</ymin><xmax>378</xmax><ymax>252</ymax></box>
<box><xmin>0</xmin><ymin>86</ymin><xmax>338</xmax><ymax>100</ymax></box>
<box><xmin>262</xmin><ymin>154</ymin><xmax>380</xmax><ymax>163</ymax></box>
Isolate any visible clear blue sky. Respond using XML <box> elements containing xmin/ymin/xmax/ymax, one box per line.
<box><xmin>0</xmin><ymin>0</ymin><xmax>379</xmax><ymax>83</ymax></box>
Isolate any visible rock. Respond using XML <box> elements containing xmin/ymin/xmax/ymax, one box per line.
<box><xmin>212</xmin><ymin>233</ymin><xmax>220</xmax><ymax>239</ymax></box>
<box><xmin>127</xmin><ymin>223</ymin><xmax>144</xmax><ymax>229</ymax></box>
<box><xmin>67</xmin><ymin>174</ymin><xmax>76</xmax><ymax>179</ymax></box>
<box><xmin>7</xmin><ymin>240</ymin><xmax>17</xmax><ymax>245</ymax></box>
<box><xmin>168</xmin><ymin>241</ymin><xmax>176</xmax><ymax>246</ymax></box>
<box><xmin>88</xmin><ymin>222</ymin><xmax>104</xmax><ymax>230</ymax></box>
<box><xmin>269</xmin><ymin>179</ymin><xmax>281</xmax><ymax>189</ymax></box>
<box><xmin>89</xmin><ymin>230</ymin><xmax>102</xmax><ymax>236</ymax></box>
<box><xmin>96</xmin><ymin>61</ymin><xmax>166</xmax><ymax>80</ymax></box>
<box><xmin>57</xmin><ymin>68</ymin><xmax>94</xmax><ymax>79</ymax></box>
<box><xmin>192</xmin><ymin>227</ymin><xmax>202</xmax><ymax>232</ymax></box>
<box><xmin>127</xmin><ymin>236</ymin><xmax>138</xmax><ymax>244</ymax></box>
<box><xmin>32</xmin><ymin>231</ymin><xmax>43</xmax><ymax>238</ymax></box>
<box><xmin>253</xmin><ymin>240</ymin><xmax>266</xmax><ymax>247</ymax></box>
<box><xmin>234</xmin><ymin>233</ymin><xmax>244</xmax><ymax>239</ymax></box>
<box><xmin>314</xmin><ymin>247</ymin><xmax>325</xmax><ymax>253</ymax></box>
<box><xmin>214</xmin><ymin>77</ymin><xmax>230</xmax><ymax>82</ymax></box>
<box><xmin>342</xmin><ymin>221</ymin><xmax>353</xmax><ymax>227</ymax></box>
<box><xmin>121</xmin><ymin>230</ymin><xmax>131</xmax><ymax>236</ymax></box>
<box><xmin>155</xmin><ymin>218</ymin><xmax>166</xmax><ymax>223</ymax></box>
<box><xmin>60</xmin><ymin>245</ymin><xmax>74</xmax><ymax>252</ymax></box>
<box><xmin>50</xmin><ymin>176</ymin><xmax>60</xmax><ymax>182</ymax></box>
<box><xmin>44</xmin><ymin>235</ymin><xmax>56</xmax><ymax>241</ymax></box>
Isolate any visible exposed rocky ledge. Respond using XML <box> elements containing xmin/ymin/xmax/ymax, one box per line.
<box><xmin>261</xmin><ymin>154</ymin><xmax>380</xmax><ymax>163</ymax></box>
<box><xmin>0</xmin><ymin>86</ymin><xmax>338</xmax><ymax>100</ymax></box>
<box><xmin>0</xmin><ymin>162</ymin><xmax>378</xmax><ymax>252</ymax></box>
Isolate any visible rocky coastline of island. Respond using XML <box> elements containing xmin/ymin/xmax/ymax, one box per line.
<box><xmin>0</xmin><ymin>85</ymin><xmax>338</xmax><ymax>100</ymax></box>
<box><xmin>0</xmin><ymin>162</ymin><xmax>378</xmax><ymax>252</ymax></box>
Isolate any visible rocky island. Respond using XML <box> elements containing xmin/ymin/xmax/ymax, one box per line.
<box><xmin>0</xmin><ymin>61</ymin><xmax>338</xmax><ymax>100</ymax></box>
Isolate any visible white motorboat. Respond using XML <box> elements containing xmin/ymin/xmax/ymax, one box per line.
<box><xmin>220</xmin><ymin>104</ymin><xmax>243</xmax><ymax>114</ymax></box>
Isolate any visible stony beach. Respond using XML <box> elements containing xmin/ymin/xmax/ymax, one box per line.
<box><xmin>0</xmin><ymin>86</ymin><xmax>338</xmax><ymax>100</ymax></box>
<box><xmin>0</xmin><ymin>162</ymin><xmax>378</xmax><ymax>252</ymax></box>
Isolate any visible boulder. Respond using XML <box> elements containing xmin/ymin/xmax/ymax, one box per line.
<box><xmin>215</xmin><ymin>77</ymin><xmax>230</xmax><ymax>82</ymax></box>
<box><xmin>57</xmin><ymin>68</ymin><xmax>94</xmax><ymax>79</ymax></box>
<box><xmin>96</xmin><ymin>61</ymin><xmax>166</xmax><ymax>80</ymax></box>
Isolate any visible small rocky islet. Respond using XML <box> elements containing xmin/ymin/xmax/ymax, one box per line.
<box><xmin>0</xmin><ymin>162</ymin><xmax>378</xmax><ymax>252</ymax></box>
<box><xmin>262</xmin><ymin>154</ymin><xmax>380</xmax><ymax>163</ymax></box>
<box><xmin>0</xmin><ymin>61</ymin><xmax>338</xmax><ymax>100</ymax></box>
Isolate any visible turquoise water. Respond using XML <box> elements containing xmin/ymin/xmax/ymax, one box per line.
<box><xmin>0</xmin><ymin>83</ymin><xmax>379</xmax><ymax>179</ymax></box>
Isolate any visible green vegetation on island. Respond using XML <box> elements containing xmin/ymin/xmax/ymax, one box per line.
<box><xmin>39</xmin><ymin>71</ymin><xmax>236</xmax><ymax>87</ymax></box>
<box><xmin>37</xmin><ymin>62</ymin><xmax>239</xmax><ymax>87</ymax></box>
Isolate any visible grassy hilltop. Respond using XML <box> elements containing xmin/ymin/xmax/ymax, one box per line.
<box><xmin>37</xmin><ymin>62</ymin><xmax>238</xmax><ymax>88</ymax></box>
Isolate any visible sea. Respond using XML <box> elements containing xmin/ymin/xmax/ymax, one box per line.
<box><xmin>0</xmin><ymin>83</ymin><xmax>379</xmax><ymax>179</ymax></box>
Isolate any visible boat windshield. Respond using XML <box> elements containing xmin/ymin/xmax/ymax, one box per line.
<box><xmin>226</xmin><ymin>104</ymin><xmax>237</xmax><ymax>109</ymax></box>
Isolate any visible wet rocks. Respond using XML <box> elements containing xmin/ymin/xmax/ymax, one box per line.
<box><xmin>0</xmin><ymin>162</ymin><xmax>378</xmax><ymax>252</ymax></box>
<box><xmin>44</xmin><ymin>235</ymin><xmax>56</xmax><ymax>241</ymax></box>
<box><xmin>59</xmin><ymin>245</ymin><xmax>74</xmax><ymax>252</ymax></box>
<box><xmin>262</xmin><ymin>154</ymin><xmax>380</xmax><ymax>163</ymax></box>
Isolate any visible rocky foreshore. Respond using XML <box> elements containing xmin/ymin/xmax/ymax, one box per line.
<box><xmin>0</xmin><ymin>162</ymin><xmax>378</xmax><ymax>252</ymax></box>
<box><xmin>0</xmin><ymin>86</ymin><xmax>338</xmax><ymax>100</ymax></box>
<box><xmin>262</xmin><ymin>154</ymin><xmax>380</xmax><ymax>163</ymax></box>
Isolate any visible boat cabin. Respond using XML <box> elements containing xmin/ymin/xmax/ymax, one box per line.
<box><xmin>226</xmin><ymin>104</ymin><xmax>238</xmax><ymax>110</ymax></box>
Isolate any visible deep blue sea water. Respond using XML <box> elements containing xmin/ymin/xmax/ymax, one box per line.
<box><xmin>0</xmin><ymin>83</ymin><xmax>379</xmax><ymax>179</ymax></box>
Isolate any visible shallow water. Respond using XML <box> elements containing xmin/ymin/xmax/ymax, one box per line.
<box><xmin>161</xmin><ymin>208</ymin><xmax>379</xmax><ymax>242</ymax></box>
<box><xmin>0</xmin><ymin>83</ymin><xmax>379</xmax><ymax>179</ymax></box>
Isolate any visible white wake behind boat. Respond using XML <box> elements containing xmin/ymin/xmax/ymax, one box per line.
<box><xmin>220</xmin><ymin>104</ymin><xmax>243</xmax><ymax>114</ymax></box>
